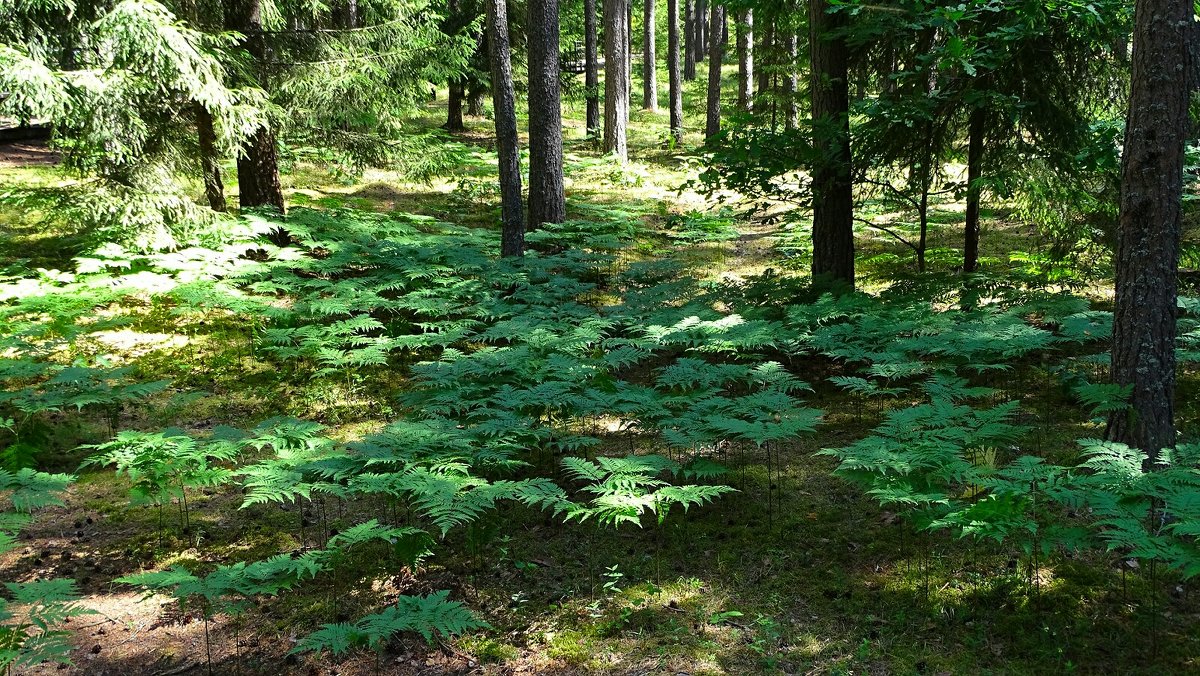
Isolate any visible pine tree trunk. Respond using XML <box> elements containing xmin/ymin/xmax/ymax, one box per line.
<box><xmin>704</xmin><ymin>2</ymin><xmax>724</xmax><ymax>140</ymax></box>
<box><xmin>683</xmin><ymin>0</ymin><xmax>696</xmax><ymax>80</ymax></box>
<box><xmin>695</xmin><ymin>0</ymin><xmax>706</xmax><ymax>62</ymax></box>
<box><xmin>528</xmin><ymin>0</ymin><xmax>566</xmax><ymax>227</ymax></box>
<box><xmin>808</xmin><ymin>0</ymin><xmax>854</xmax><ymax>288</ymax></box>
<box><xmin>444</xmin><ymin>0</ymin><xmax>466</xmax><ymax>131</ymax></box>
<box><xmin>467</xmin><ymin>81</ymin><xmax>486</xmax><ymax>117</ymax></box>
<box><xmin>668</xmin><ymin>0</ymin><xmax>683</xmax><ymax>144</ymax></box>
<box><xmin>736</xmin><ymin>9</ymin><xmax>752</xmax><ymax>111</ymax></box>
<box><xmin>1109</xmin><ymin>0</ymin><xmax>1190</xmax><ymax>461</ymax></box>
<box><xmin>446</xmin><ymin>79</ymin><xmax>466</xmax><ymax>131</ymax></box>
<box><xmin>604</xmin><ymin>0</ymin><xmax>631</xmax><ymax>159</ymax></box>
<box><xmin>643</xmin><ymin>0</ymin><xmax>658</xmax><ymax>110</ymax></box>
<box><xmin>757</xmin><ymin>19</ymin><xmax>773</xmax><ymax>120</ymax></box>
<box><xmin>783</xmin><ymin>30</ymin><xmax>798</xmax><ymax>129</ymax></box>
<box><xmin>195</xmin><ymin>103</ymin><xmax>226</xmax><ymax>212</ymax></box>
<box><xmin>486</xmin><ymin>0</ymin><xmax>524</xmax><ymax>256</ymax></box>
<box><xmin>226</xmin><ymin>0</ymin><xmax>286</xmax><ymax>243</ymax></box>
<box><xmin>185</xmin><ymin>0</ymin><xmax>226</xmax><ymax>213</ymax></box>
<box><xmin>962</xmin><ymin>107</ymin><xmax>985</xmax><ymax>273</ymax></box>
<box><xmin>626</xmin><ymin>3</ymin><xmax>634</xmax><ymax>106</ymax></box>
<box><xmin>585</xmin><ymin>0</ymin><xmax>601</xmax><ymax>135</ymax></box>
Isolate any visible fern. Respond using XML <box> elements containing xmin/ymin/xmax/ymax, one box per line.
<box><xmin>294</xmin><ymin>591</ymin><xmax>488</xmax><ymax>655</ymax></box>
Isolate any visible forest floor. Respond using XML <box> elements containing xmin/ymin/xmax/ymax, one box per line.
<box><xmin>2</xmin><ymin>63</ymin><xmax>1200</xmax><ymax>676</ymax></box>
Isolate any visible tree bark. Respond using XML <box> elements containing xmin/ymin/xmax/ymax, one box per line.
<box><xmin>704</xmin><ymin>2</ymin><xmax>724</xmax><ymax>140</ymax></box>
<box><xmin>444</xmin><ymin>0</ymin><xmax>466</xmax><ymax>131</ymax></box>
<box><xmin>695</xmin><ymin>0</ymin><xmax>706</xmax><ymax>62</ymax></box>
<box><xmin>668</xmin><ymin>0</ymin><xmax>683</xmax><ymax>144</ymax></box>
<box><xmin>195</xmin><ymin>103</ymin><xmax>226</xmax><ymax>212</ymax></box>
<box><xmin>756</xmin><ymin>19</ymin><xmax>772</xmax><ymax>97</ymax></box>
<box><xmin>604</xmin><ymin>0</ymin><xmax>631</xmax><ymax>159</ymax></box>
<box><xmin>585</xmin><ymin>0</ymin><xmax>601</xmax><ymax>135</ymax></box>
<box><xmin>627</xmin><ymin>3</ymin><xmax>634</xmax><ymax>106</ymax></box>
<box><xmin>808</xmin><ymin>0</ymin><xmax>854</xmax><ymax>288</ymax></box>
<box><xmin>1109</xmin><ymin>0</ymin><xmax>1190</xmax><ymax>461</ymax></box>
<box><xmin>683</xmin><ymin>0</ymin><xmax>696</xmax><ymax>80</ymax></box>
<box><xmin>446</xmin><ymin>79</ymin><xmax>467</xmax><ymax>131</ymax></box>
<box><xmin>467</xmin><ymin>80</ymin><xmax>486</xmax><ymax>117</ymax></box>
<box><xmin>736</xmin><ymin>9</ymin><xmax>752</xmax><ymax>111</ymax></box>
<box><xmin>783</xmin><ymin>30</ymin><xmax>798</xmax><ymax>129</ymax></box>
<box><xmin>486</xmin><ymin>0</ymin><xmax>524</xmax><ymax>256</ymax></box>
<box><xmin>226</xmin><ymin>0</ymin><xmax>286</xmax><ymax>244</ymax></box>
<box><xmin>643</xmin><ymin>0</ymin><xmax>658</xmax><ymax>110</ymax></box>
<box><xmin>528</xmin><ymin>0</ymin><xmax>566</xmax><ymax>227</ymax></box>
<box><xmin>963</xmin><ymin>106</ymin><xmax>985</xmax><ymax>273</ymax></box>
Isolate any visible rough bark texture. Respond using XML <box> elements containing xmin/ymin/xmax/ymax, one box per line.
<box><xmin>668</xmin><ymin>0</ymin><xmax>683</xmax><ymax>144</ymax></box>
<box><xmin>736</xmin><ymin>9</ymin><xmax>752</xmax><ymax>111</ymax></box>
<box><xmin>962</xmin><ymin>107</ymin><xmax>985</xmax><ymax>273</ymax></box>
<box><xmin>627</xmin><ymin>4</ymin><xmax>634</xmax><ymax>106</ymax></box>
<box><xmin>695</xmin><ymin>0</ymin><xmax>706</xmax><ymax>62</ymax></box>
<box><xmin>337</xmin><ymin>0</ymin><xmax>357</xmax><ymax>28</ymax></box>
<box><xmin>527</xmin><ymin>0</ymin><xmax>566</xmax><ymax>227</ymax></box>
<box><xmin>1109</xmin><ymin>0</ymin><xmax>1190</xmax><ymax>461</ymax></box>
<box><xmin>756</xmin><ymin>20</ymin><xmax>772</xmax><ymax>97</ymax></box>
<box><xmin>808</xmin><ymin>0</ymin><xmax>854</xmax><ymax>288</ymax></box>
<box><xmin>443</xmin><ymin>0</ymin><xmax>466</xmax><ymax>131</ymax></box>
<box><xmin>226</xmin><ymin>0</ymin><xmax>286</xmax><ymax>243</ymax></box>
<box><xmin>704</xmin><ymin>2</ymin><xmax>724</xmax><ymax>140</ymax></box>
<box><xmin>683</xmin><ymin>0</ymin><xmax>696</xmax><ymax>80</ymax></box>
<box><xmin>445</xmin><ymin>79</ymin><xmax>466</xmax><ymax>131</ymax></box>
<box><xmin>467</xmin><ymin>81</ymin><xmax>486</xmax><ymax>117</ymax></box>
<box><xmin>604</xmin><ymin>0</ymin><xmax>631</xmax><ymax>159</ymax></box>
<box><xmin>486</xmin><ymin>0</ymin><xmax>524</xmax><ymax>256</ymax></box>
<box><xmin>195</xmin><ymin>103</ymin><xmax>226</xmax><ymax>212</ymax></box>
<box><xmin>585</xmin><ymin>0</ymin><xmax>601</xmax><ymax>135</ymax></box>
<box><xmin>783</xmin><ymin>30</ymin><xmax>798</xmax><ymax>129</ymax></box>
<box><xmin>643</xmin><ymin>0</ymin><xmax>658</xmax><ymax>110</ymax></box>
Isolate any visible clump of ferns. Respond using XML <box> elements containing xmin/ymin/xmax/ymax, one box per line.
<box><xmin>819</xmin><ymin>379</ymin><xmax>1030</xmax><ymax>597</ymax></box>
<box><xmin>560</xmin><ymin>454</ymin><xmax>735</xmax><ymax>584</ymax></box>
<box><xmin>119</xmin><ymin>520</ymin><xmax>439</xmax><ymax>673</ymax></box>
<box><xmin>82</xmin><ymin>428</ymin><xmax>239</xmax><ymax>540</ymax></box>
<box><xmin>0</xmin><ymin>469</ymin><xmax>94</xmax><ymax>674</ymax></box>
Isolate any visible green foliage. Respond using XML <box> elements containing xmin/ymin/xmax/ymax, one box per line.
<box><xmin>0</xmin><ymin>579</ymin><xmax>95</xmax><ymax>675</ymax></box>
<box><xmin>82</xmin><ymin>429</ymin><xmax>237</xmax><ymax>526</ymax></box>
<box><xmin>0</xmin><ymin>468</ymin><xmax>73</xmax><ymax>514</ymax></box>
<box><xmin>119</xmin><ymin>519</ymin><xmax>429</xmax><ymax>617</ymax></box>
<box><xmin>561</xmin><ymin>455</ymin><xmax>735</xmax><ymax>528</ymax></box>
<box><xmin>294</xmin><ymin>591</ymin><xmax>488</xmax><ymax>655</ymax></box>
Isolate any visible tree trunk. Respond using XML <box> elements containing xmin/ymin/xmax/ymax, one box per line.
<box><xmin>783</xmin><ymin>30</ymin><xmax>798</xmax><ymax>129</ymax></box>
<box><xmin>585</xmin><ymin>0</ymin><xmax>601</xmax><ymax>135</ymax></box>
<box><xmin>467</xmin><ymin>81</ymin><xmax>486</xmax><ymax>117</ymax></box>
<box><xmin>195</xmin><ymin>104</ymin><xmax>226</xmax><ymax>212</ymax></box>
<box><xmin>668</xmin><ymin>0</ymin><xmax>683</xmax><ymax>144</ymax></box>
<box><xmin>808</xmin><ymin>0</ymin><xmax>854</xmax><ymax>288</ymax></box>
<box><xmin>736</xmin><ymin>9</ymin><xmax>752</xmax><ymax>111</ymax></box>
<box><xmin>604</xmin><ymin>0</ymin><xmax>631</xmax><ymax>159</ymax></box>
<box><xmin>756</xmin><ymin>19</ymin><xmax>772</xmax><ymax>97</ymax></box>
<box><xmin>528</xmin><ymin>0</ymin><xmax>566</xmax><ymax>227</ymax></box>
<box><xmin>486</xmin><ymin>0</ymin><xmax>524</xmax><ymax>256</ymax></box>
<box><xmin>1109</xmin><ymin>0</ymin><xmax>1190</xmax><ymax>462</ymax></box>
<box><xmin>643</xmin><ymin>0</ymin><xmax>658</xmax><ymax>110</ymax></box>
<box><xmin>444</xmin><ymin>0</ymin><xmax>466</xmax><ymax>131</ymax></box>
<box><xmin>226</xmin><ymin>0</ymin><xmax>286</xmax><ymax>244</ymax></box>
<box><xmin>627</xmin><ymin>3</ymin><xmax>634</xmax><ymax>106</ymax></box>
<box><xmin>963</xmin><ymin>106</ymin><xmax>985</xmax><ymax>273</ymax></box>
<box><xmin>704</xmin><ymin>2</ymin><xmax>724</xmax><ymax>140</ymax></box>
<box><xmin>446</xmin><ymin>79</ymin><xmax>467</xmax><ymax>131</ymax></box>
<box><xmin>695</xmin><ymin>0</ymin><xmax>706</xmax><ymax>63</ymax></box>
<box><xmin>683</xmin><ymin>0</ymin><xmax>696</xmax><ymax>80</ymax></box>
